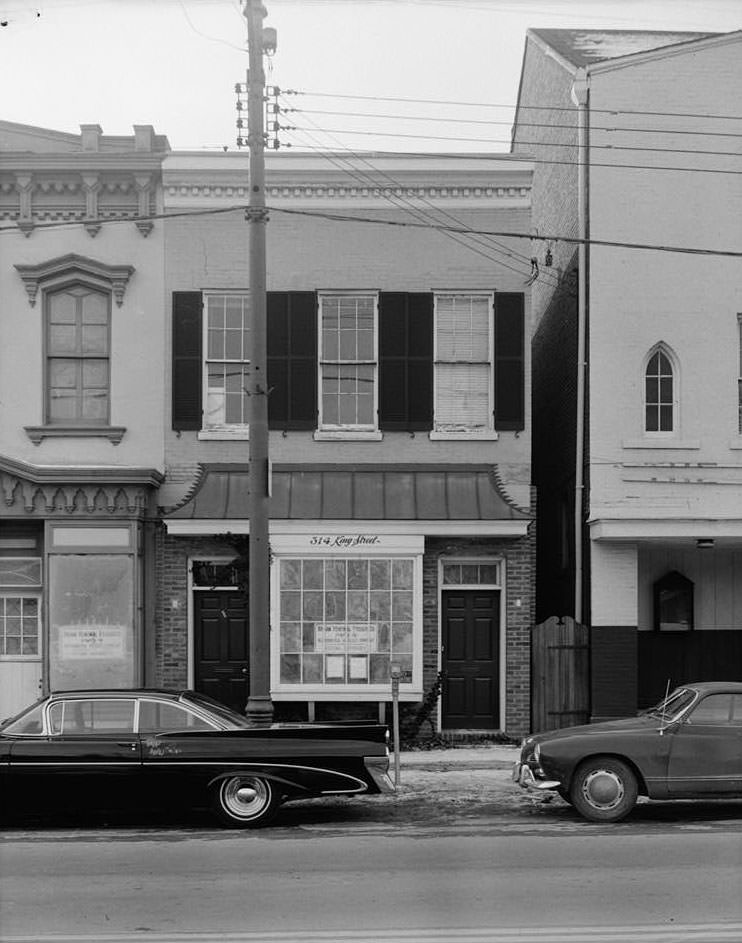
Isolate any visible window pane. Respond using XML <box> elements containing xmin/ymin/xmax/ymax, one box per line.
<box><xmin>49</xmin><ymin>292</ymin><xmax>76</xmax><ymax>323</ymax></box>
<box><xmin>0</xmin><ymin>559</ymin><xmax>41</xmax><ymax>587</ymax></box>
<box><xmin>139</xmin><ymin>701</ymin><xmax>214</xmax><ymax>733</ymax></box>
<box><xmin>277</xmin><ymin>556</ymin><xmax>417</xmax><ymax>688</ymax></box>
<box><xmin>49</xmin><ymin>325</ymin><xmax>77</xmax><ymax>354</ymax></box>
<box><xmin>49</xmin><ymin>360</ymin><xmax>78</xmax><ymax>388</ymax></box>
<box><xmin>646</xmin><ymin>406</ymin><xmax>658</xmax><ymax>432</ymax></box>
<box><xmin>82</xmin><ymin>324</ymin><xmax>108</xmax><ymax>354</ymax></box>
<box><xmin>435</xmin><ymin>363</ymin><xmax>490</xmax><ymax>429</ymax></box>
<box><xmin>690</xmin><ymin>694</ymin><xmax>732</xmax><ymax>725</ymax></box>
<box><xmin>48</xmin><ymin>555</ymin><xmax>135</xmax><ymax>690</ymax></box>
<box><xmin>81</xmin><ymin>292</ymin><xmax>108</xmax><ymax>324</ymax></box>
<box><xmin>437</xmin><ymin>295</ymin><xmax>490</xmax><ymax>361</ymax></box>
<box><xmin>659</xmin><ymin>405</ymin><xmax>673</xmax><ymax>431</ymax></box>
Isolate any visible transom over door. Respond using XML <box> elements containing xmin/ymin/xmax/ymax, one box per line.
<box><xmin>442</xmin><ymin>590</ymin><xmax>500</xmax><ymax>729</ymax></box>
<box><xmin>193</xmin><ymin>591</ymin><xmax>249</xmax><ymax>714</ymax></box>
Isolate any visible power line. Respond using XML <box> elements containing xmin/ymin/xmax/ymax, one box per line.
<box><xmin>290</xmin><ymin>108</ymin><xmax>742</xmax><ymax>156</ymax></box>
<box><xmin>3</xmin><ymin>203</ymin><xmax>739</xmax><ymax>258</ymax></box>
<box><xmin>285</xmin><ymin>115</ymin><xmax>547</xmax><ymax>284</ymax></box>
<box><xmin>285</xmin><ymin>132</ymin><xmax>742</xmax><ymax>176</ymax></box>
<box><xmin>268</xmin><ymin>206</ymin><xmax>742</xmax><ymax>258</ymax></box>
<box><xmin>287</xmin><ymin>88</ymin><xmax>742</xmax><ymax>123</ymax></box>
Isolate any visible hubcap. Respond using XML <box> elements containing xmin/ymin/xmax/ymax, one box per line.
<box><xmin>582</xmin><ymin>769</ymin><xmax>624</xmax><ymax>810</ymax></box>
<box><xmin>221</xmin><ymin>777</ymin><xmax>270</xmax><ymax>820</ymax></box>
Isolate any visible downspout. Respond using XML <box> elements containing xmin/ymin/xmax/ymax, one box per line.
<box><xmin>571</xmin><ymin>69</ymin><xmax>589</xmax><ymax>623</ymax></box>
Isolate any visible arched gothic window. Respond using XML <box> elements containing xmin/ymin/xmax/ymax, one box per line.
<box><xmin>645</xmin><ymin>347</ymin><xmax>674</xmax><ymax>433</ymax></box>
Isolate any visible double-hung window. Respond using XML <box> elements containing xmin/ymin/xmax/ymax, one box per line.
<box><xmin>318</xmin><ymin>293</ymin><xmax>378</xmax><ymax>433</ymax></box>
<box><xmin>46</xmin><ymin>286</ymin><xmax>110</xmax><ymax>424</ymax></box>
<box><xmin>203</xmin><ymin>293</ymin><xmax>251</xmax><ymax>431</ymax></box>
<box><xmin>434</xmin><ymin>293</ymin><xmax>494</xmax><ymax>435</ymax></box>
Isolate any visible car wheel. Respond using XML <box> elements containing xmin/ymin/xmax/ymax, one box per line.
<box><xmin>212</xmin><ymin>775</ymin><xmax>279</xmax><ymax>828</ymax></box>
<box><xmin>569</xmin><ymin>757</ymin><xmax>638</xmax><ymax>823</ymax></box>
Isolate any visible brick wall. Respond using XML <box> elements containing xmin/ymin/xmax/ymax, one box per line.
<box><xmin>424</xmin><ymin>525</ymin><xmax>535</xmax><ymax>739</ymax></box>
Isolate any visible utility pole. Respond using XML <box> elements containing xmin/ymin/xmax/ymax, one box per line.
<box><xmin>243</xmin><ymin>0</ymin><xmax>275</xmax><ymax>724</ymax></box>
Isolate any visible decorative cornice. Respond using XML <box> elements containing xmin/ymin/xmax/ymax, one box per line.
<box><xmin>15</xmin><ymin>253</ymin><xmax>135</xmax><ymax>307</ymax></box>
<box><xmin>0</xmin><ymin>453</ymin><xmax>164</xmax><ymax>488</ymax></box>
<box><xmin>0</xmin><ymin>474</ymin><xmax>151</xmax><ymax>517</ymax></box>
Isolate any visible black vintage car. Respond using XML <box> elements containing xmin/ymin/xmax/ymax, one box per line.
<box><xmin>513</xmin><ymin>681</ymin><xmax>742</xmax><ymax>822</ymax></box>
<box><xmin>0</xmin><ymin>689</ymin><xmax>394</xmax><ymax>827</ymax></box>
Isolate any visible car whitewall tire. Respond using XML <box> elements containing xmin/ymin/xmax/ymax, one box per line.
<box><xmin>212</xmin><ymin>775</ymin><xmax>280</xmax><ymax>828</ymax></box>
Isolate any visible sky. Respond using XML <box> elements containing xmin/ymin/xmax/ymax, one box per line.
<box><xmin>0</xmin><ymin>0</ymin><xmax>740</xmax><ymax>153</ymax></box>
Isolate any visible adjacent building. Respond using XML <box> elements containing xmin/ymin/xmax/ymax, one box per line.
<box><xmin>513</xmin><ymin>29</ymin><xmax>742</xmax><ymax>722</ymax></box>
<box><xmin>0</xmin><ymin>121</ymin><xmax>169</xmax><ymax>719</ymax></box>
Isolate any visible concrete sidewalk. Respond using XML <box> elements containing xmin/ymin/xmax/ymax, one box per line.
<box><xmin>399</xmin><ymin>743</ymin><xmax>520</xmax><ymax>770</ymax></box>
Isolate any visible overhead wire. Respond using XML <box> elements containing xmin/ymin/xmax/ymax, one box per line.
<box><xmin>1</xmin><ymin>202</ymin><xmax>740</xmax><ymax>257</ymax></box>
<box><xmin>283</xmin><ymin>111</ymin><xmax>546</xmax><ymax>284</ymax></box>
<box><xmin>287</xmin><ymin>89</ymin><xmax>742</xmax><ymax>123</ymax></box>
<box><xmin>285</xmin><ymin>134</ymin><xmax>742</xmax><ymax>176</ymax></box>
<box><xmin>289</xmin><ymin>108</ymin><xmax>742</xmax><ymax>157</ymax></box>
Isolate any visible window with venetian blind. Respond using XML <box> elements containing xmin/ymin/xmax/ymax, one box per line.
<box><xmin>434</xmin><ymin>293</ymin><xmax>493</xmax><ymax>433</ymax></box>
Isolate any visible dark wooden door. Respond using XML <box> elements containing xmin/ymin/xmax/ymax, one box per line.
<box><xmin>530</xmin><ymin>616</ymin><xmax>589</xmax><ymax>732</ymax></box>
<box><xmin>194</xmin><ymin>591</ymin><xmax>249</xmax><ymax>714</ymax></box>
<box><xmin>442</xmin><ymin>591</ymin><xmax>500</xmax><ymax>729</ymax></box>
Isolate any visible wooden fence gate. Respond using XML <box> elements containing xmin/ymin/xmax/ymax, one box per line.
<box><xmin>531</xmin><ymin>616</ymin><xmax>590</xmax><ymax>732</ymax></box>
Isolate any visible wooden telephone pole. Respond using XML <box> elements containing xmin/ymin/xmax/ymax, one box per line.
<box><xmin>243</xmin><ymin>0</ymin><xmax>274</xmax><ymax>724</ymax></box>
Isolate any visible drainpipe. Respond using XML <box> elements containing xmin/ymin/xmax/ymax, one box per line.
<box><xmin>571</xmin><ymin>69</ymin><xmax>589</xmax><ymax>624</ymax></box>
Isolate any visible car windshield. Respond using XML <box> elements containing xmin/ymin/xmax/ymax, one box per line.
<box><xmin>645</xmin><ymin>687</ymin><xmax>697</xmax><ymax>721</ymax></box>
<box><xmin>181</xmin><ymin>692</ymin><xmax>252</xmax><ymax>729</ymax></box>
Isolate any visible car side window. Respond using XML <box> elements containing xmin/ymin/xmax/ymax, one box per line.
<box><xmin>688</xmin><ymin>694</ymin><xmax>733</xmax><ymax>725</ymax></box>
<box><xmin>139</xmin><ymin>700</ymin><xmax>216</xmax><ymax>734</ymax></box>
<box><xmin>49</xmin><ymin>699</ymin><xmax>136</xmax><ymax>735</ymax></box>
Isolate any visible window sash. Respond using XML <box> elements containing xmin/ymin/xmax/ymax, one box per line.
<box><xmin>46</xmin><ymin>288</ymin><xmax>110</xmax><ymax>424</ymax></box>
<box><xmin>0</xmin><ymin>595</ymin><xmax>41</xmax><ymax>658</ymax></box>
<box><xmin>203</xmin><ymin>293</ymin><xmax>250</xmax><ymax>429</ymax></box>
<box><xmin>319</xmin><ymin>294</ymin><xmax>378</xmax><ymax>430</ymax></box>
<box><xmin>434</xmin><ymin>294</ymin><xmax>493</xmax><ymax>431</ymax></box>
<box><xmin>276</xmin><ymin>556</ymin><xmax>415</xmax><ymax>687</ymax></box>
<box><xmin>645</xmin><ymin>350</ymin><xmax>674</xmax><ymax>433</ymax></box>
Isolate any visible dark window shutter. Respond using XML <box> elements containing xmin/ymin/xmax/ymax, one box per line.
<box><xmin>494</xmin><ymin>292</ymin><xmax>525</xmax><ymax>431</ymax></box>
<box><xmin>172</xmin><ymin>291</ymin><xmax>203</xmax><ymax>431</ymax></box>
<box><xmin>267</xmin><ymin>292</ymin><xmax>317</xmax><ymax>430</ymax></box>
<box><xmin>379</xmin><ymin>293</ymin><xmax>433</xmax><ymax>431</ymax></box>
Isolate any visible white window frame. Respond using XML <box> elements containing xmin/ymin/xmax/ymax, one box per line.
<box><xmin>0</xmin><ymin>594</ymin><xmax>42</xmax><ymax>662</ymax></box>
<box><xmin>315</xmin><ymin>291</ymin><xmax>381</xmax><ymax>440</ymax></box>
<box><xmin>643</xmin><ymin>343</ymin><xmax>678</xmax><ymax>437</ymax></box>
<box><xmin>45</xmin><ymin>283</ymin><xmax>111</xmax><ymax>426</ymax></box>
<box><xmin>270</xmin><ymin>534</ymin><xmax>424</xmax><ymax>700</ymax></box>
<box><xmin>431</xmin><ymin>292</ymin><xmax>497</xmax><ymax>441</ymax></box>
<box><xmin>200</xmin><ymin>292</ymin><xmax>251</xmax><ymax>441</ymax></box>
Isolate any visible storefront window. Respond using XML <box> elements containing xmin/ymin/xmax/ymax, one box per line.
<box><xmin>48</xmin><ymin>554</ymin><xmax>135</xmax><ymax>689</ymax></box>
<box><xmin>277</xmin><ymin>556</ymin><xmax>415</xmax><ymax>688</ymax></box>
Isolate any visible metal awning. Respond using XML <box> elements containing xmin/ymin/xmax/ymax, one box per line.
<box><xmin>164</xmin><ymin>464</ymin><xmax>530</xmax><ymax>537</ymax></box>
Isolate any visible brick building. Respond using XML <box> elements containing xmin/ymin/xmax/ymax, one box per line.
<box><xmin>155</xmin><ymin>151</ymin><xmax>535</xmax><ymax>738</ymax></box>
<box><xmin>513</xmin><ymin>29</ymin><xmax>742</xmax><ymax>721</ymax></box>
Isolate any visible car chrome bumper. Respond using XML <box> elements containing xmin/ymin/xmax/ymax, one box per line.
<box><xmin>512</xmin><ymin>761</ymin><xmax>561</xmax><ymax>791</ymax></box>
<box><xmin>364</xmin><ymin>755</ymin><xmax>396</xmax><ymax>794</ymax></box>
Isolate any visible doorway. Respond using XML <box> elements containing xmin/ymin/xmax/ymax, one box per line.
<box><xmin>441</xmin><ymin>590</ymin><xmax>500</xmax><ymax>729</ymax></box>
<box><xmin>193</xmin><ymin>591</ymin><xmax>249</xmax><ymax>714</ymax></box>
